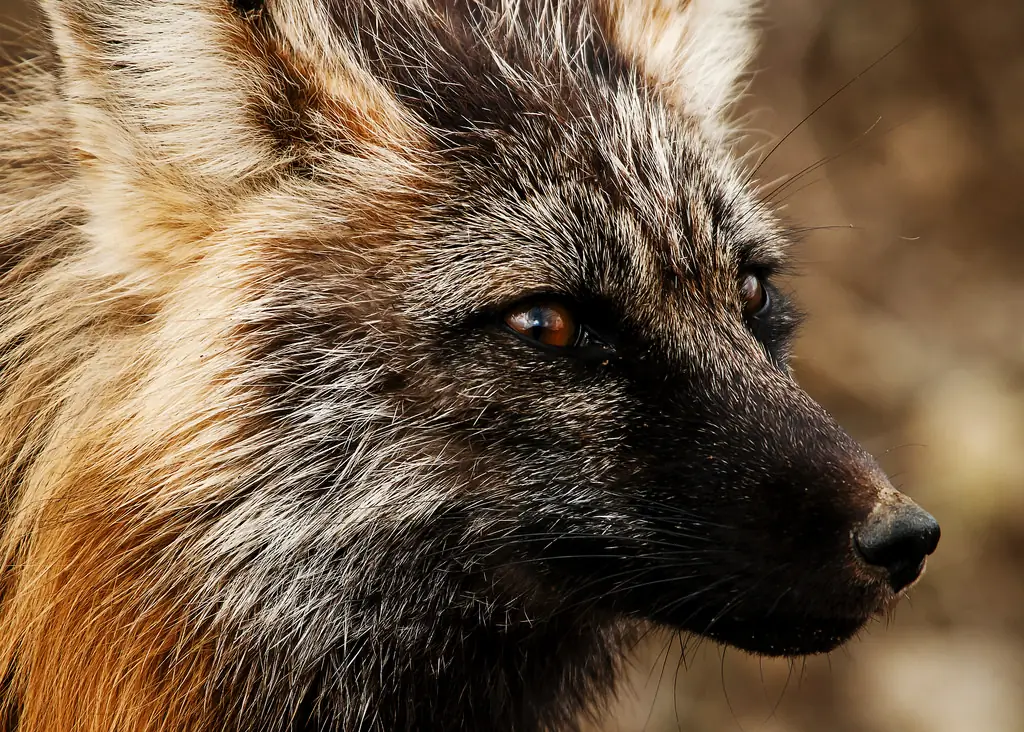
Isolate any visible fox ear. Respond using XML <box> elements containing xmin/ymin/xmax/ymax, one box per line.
<box><xmin>41</xmin><ymin>0</ymin><xmax>419</xmax><ymax>180</ymax></box>
<box><xmin>41</xmin><ymin>0</ymin><xmax>294</xmax><ymax>186</ymax></box>
<box><xmin>40</xmin><ymin>0</ymin><xmax>421</xmax><ymax>263</ymax></box>
<box><xmin>606</xmin><ymin>0</ymin><xmax>758</xmax><ymax>131</ymax></box>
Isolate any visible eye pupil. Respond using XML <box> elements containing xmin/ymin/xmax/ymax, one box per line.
<box><xmin>740</xmin><ymin>274</ymin><xmax>768</xmax><ymax>317</ymax></box>
<box><xmin>505</xmin><ymin>302</ymin><xmax>576</xmax><ymax>347</ymax></box>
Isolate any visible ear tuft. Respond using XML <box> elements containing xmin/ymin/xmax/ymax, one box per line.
<box><xmin>606</xmin><ymin>0</ymin><xmax>759</xmax><ymax>131</ymax></box>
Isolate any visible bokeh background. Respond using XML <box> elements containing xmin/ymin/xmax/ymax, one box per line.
<box><xmin>2</xmin><ymin>0</ymin><xmax>1022</xmax><ymax>730</ymax></box>
<box><xmin>594</xmin><ymin>1</ymin><xmax>1024</xmax><ymax>730</ymax></box>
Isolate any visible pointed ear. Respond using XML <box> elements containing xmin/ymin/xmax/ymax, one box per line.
<box><xmin>39</xmin><ymin>0</ymin><xmax>422</xmax><ymax>266</ymax></box>
<box><xmin>41</xmin><ymin>0</ymin><xmax>419</xmax><ymax>176</ymax></box>
<box><xmin>606</xmin><ymin>0</ymin><xmax>758</xmax><ymax>130</ymax></box>
<box><xmin>41</xmin><ymin>0</ymin><xmax>290</xmax><ymax>186</ymax></box>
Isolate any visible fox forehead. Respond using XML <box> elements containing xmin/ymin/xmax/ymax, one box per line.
<box><xmin>279</xmin><ymin>0</ymin><xmax>789</xmax><ymax>314</ymax></box>
<box><xmin>407</xmin><ymin>107</ymin><xmax>786</xmax><ymax>314</ymax></box>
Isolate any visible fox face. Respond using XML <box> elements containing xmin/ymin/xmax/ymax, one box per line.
<box><xmin>376</xmin><ymin>96</ymin><xmax>898</xmax><ymax>657</ymax></box>
<box><xmin>0</xmin><ymin>0</ymin><xmax>938</xmax><ymax>730</ymax></box>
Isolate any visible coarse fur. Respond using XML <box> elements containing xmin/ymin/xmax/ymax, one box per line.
<box><xmin>0</xmin><ymin>1</ymin><xmax>933</xmax><ymax>731</ymax></box>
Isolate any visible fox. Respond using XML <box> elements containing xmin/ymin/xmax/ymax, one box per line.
<box><xmin>0</xmin><ymin>0</ymin><xmax>940</xmax><ymax>730</ymax></box>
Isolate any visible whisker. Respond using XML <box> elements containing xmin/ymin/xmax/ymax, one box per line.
<box><xmin>747</xmin><ymin>31</ymin><xmax>915</xmax><ymax>182</ymax></box>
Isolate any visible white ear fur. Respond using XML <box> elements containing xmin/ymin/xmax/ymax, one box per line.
<box><xmin>40</xmin><ymin>0</ymin><xmax>283</xmax><ymax>184</ymax></box>
<box><xmin>608</xmin><ymin>0</ymin><xmax>758</xmax><ymax>132</ymax></box>
<box><xmin>40</xmin><ymin>0</ymin><xmax>422</xmax><ymax>185</ymax></box>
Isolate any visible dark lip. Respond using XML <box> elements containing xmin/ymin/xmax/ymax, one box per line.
<box><xmin>528</xmin><ymin>534</ymin><xmax>897</xmax><ymax>656</ymax></box>
<box><xmin>692</xmin><ymin>613</ymin><xmax>872</xmax><ymax>657</ymax></box>
<box><xmin>634</xmin><ymin>580</ymin><xmax>891</xmax><ymax>657</ymax></box>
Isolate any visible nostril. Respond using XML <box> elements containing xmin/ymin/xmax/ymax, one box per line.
<box><xmin>855</xmin><ymin>504</ymin><xmax>940</xmax><ymax>592</ymax></box>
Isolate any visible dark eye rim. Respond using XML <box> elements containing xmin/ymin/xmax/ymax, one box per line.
<box><xmin>500</xmin><ymin>295</ymin><xmax>618</xmax><ymax>360</ymax></box>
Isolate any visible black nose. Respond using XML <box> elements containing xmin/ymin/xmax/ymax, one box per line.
<box><xmin>854</xmin><ymin>504</ymin><xmax>940</xmax><ymax>592</ymax></box>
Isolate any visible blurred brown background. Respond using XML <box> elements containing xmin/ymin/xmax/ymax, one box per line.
<box><xmin>2</xmin><ymin>0</ymin><xmax>1022</xmax><ymax>730</ymax></box>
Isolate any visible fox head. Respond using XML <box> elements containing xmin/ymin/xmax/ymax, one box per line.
<box><xmin>0</xmin><ymin>0</ymin><xmax>939</xmax><ymax>730</ymax></box>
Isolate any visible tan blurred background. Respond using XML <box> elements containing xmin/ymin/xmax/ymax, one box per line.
<box><xmin>3</xmin><ymin>0</ymin><xmax>1023</xmax><ymax>730</ymax></box>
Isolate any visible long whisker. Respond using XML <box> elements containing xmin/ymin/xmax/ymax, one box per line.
<box><xmin>747</xmin><ymin>32</ymin><xmax>915</xmax><ymax>183</ymax></box>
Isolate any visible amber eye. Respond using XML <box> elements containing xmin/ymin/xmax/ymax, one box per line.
<box><xmin>505</xmin><ymin>301</ymin><xmax>578</xmax><ymax>348</ymax></box>
<box><xmin>739</xmin><ymin>273</ymin><xmax>769</xmax><ymax>318</ymax></box>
